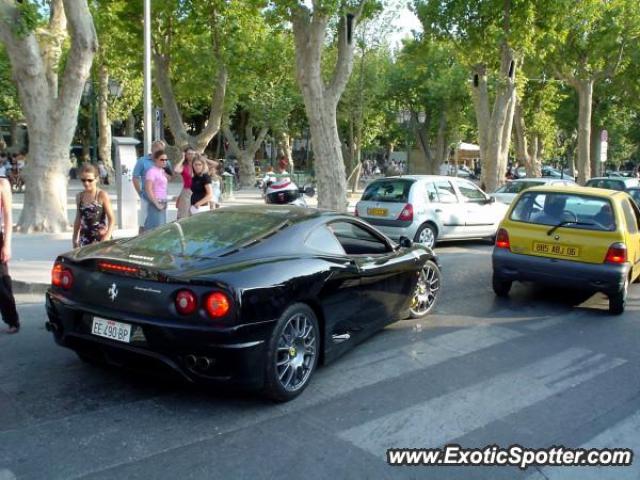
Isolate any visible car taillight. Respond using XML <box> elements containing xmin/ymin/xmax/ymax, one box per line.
<box><xmin>605</xmin><ymin>243</ymin><xmax>627</xmax><ymax>264</ymax></box>
<box><xmin>398</xmin><ymin>204</ymin><xmax>413</xmax><ymax>221</ymax></box>
<box><xmin>204</xmin><ymin>292</ymin><xmax>231</xmax><ymax>319</ymax></box>
<box><xmin>175</xmin><ymin>289</ymin><xmax>198</xmax><ymax>315</ymax></box>
<box><xmin>495</xmin><ymin>228</ymin><xmax>510</xmax><ymax>249</ymax></box>
<box><xmin>52</xmin><ymin>262</ymin><xmax>73</xmax><ymax>289</ymax></box>
<box><xmin>52</xmin><ymin>263</ymin><xmax>63</xmax><ymax>287</ymax></box>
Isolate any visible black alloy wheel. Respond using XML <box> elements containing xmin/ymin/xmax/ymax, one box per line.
<box><xmin>409</xmin><ymin>260</ymin><xmax>441</xmax><ymax>318</ymax></box>
<box><xmin>264</xmin><ymin>303</ymin><xmax>319</xmax><ymax>402</ymax></box>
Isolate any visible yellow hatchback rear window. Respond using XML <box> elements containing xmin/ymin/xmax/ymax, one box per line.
<box><xmin>511</xmin><ymin>192</ymin><xmax>616</xmax><ymax>232</ymax></box>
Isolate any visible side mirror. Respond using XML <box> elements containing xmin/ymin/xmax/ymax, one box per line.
<box><xmin>486</xmin><ymin>196</ymin><xmax>496</xmax><ymax>204</ymax></box>
<box><xmin>302</xmin><ymin>185</ymin><xmax>316</xmax><ymax>197</ymax></box>
<box><xmin>398</xmin><ymin>236</ymin><xmax>413</xmax><ymax>248</ymax></box>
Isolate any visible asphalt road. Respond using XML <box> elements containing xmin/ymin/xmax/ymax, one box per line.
<box><xmin>1</xmin><ymin>242</ymin><xmax>640</xmax><ymax>480</ymax></box>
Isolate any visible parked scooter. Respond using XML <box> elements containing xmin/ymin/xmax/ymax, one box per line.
<box><xmin>262</xmin><ymin>173</ymin><xmax>315</xmax><ymax>207</ymax></box>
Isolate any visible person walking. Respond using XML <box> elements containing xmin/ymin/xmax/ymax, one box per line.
<box><xmin>144</xmin><ymin>150</ymin><xmax>170</xmax><ymax>229</ymax></box>
<box><xmin>0</xmin><ymin>176</ymin><xmax>19</xmax><ymax>334</ymax></box>
<box><xmin>72</xmin><ymin>164</ymin><xmax>115</xmax><ymax>248</ymax></box>
<box><xmin>133</xmin><ymin>140</ymin><xmax>167</xmax><ymax>233</ymax></box>
<box><xmin>174</xmin><ymin>146</ymin><xmax>196</xmax><ymax>219</ymax></box>
<box><xmin>189</xmin><ymin>156</ymin><xmax>213</xmax><ymax>215</ymax></box>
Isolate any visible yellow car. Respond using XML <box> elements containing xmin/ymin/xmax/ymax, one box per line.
<box><xmin>492</xmin><ymin>185</ymin><xmax>640</xmax><ymax>314</ymax></box>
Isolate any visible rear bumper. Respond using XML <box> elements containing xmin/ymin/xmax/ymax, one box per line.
<box><xmin>492</xmin><ymin>248</ymin><xmax>629</xmax><ymax>294</ymax></box>
<box><xmin>45</xmin><ymin>291</ymin><xmax>275</xmax><ymax>388</ymax></box>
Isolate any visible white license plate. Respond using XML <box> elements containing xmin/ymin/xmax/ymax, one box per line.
<box><xmin>91</xmin><ymin>317</ymin><xmax>132</xmax><ymax>343</ymax></box>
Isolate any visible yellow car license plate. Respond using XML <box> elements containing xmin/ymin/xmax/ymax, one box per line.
<box><xmin>533</xmin><ymin>242</ymin><xmax>579</xmax><ymax>258</ymax></box>
<box><xmin>367</xmin><ymin>208</ymin><xmax>388</xmax><ymax>216</ymax></box>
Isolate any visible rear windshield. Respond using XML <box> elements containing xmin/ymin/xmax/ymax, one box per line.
<box><xmin>123</xmin><ymin>210</ymin><xmax>290</xmax><ymax>257</ymax></box>
<box><xmin>586</xmin><ymin>179</ymin><xmax>625</xmax><ymax>191</ymax></box>
<box><xmin>511</xmin><ymin>192</ymin><xmax>616</xmax><ymax>231</ymax></box>
<box><xmin>495</xmin><ymin>181</ymin><xmax>544</xmax><ymax>194</ymax></box>
<box><xmin>362</xmin><ymin>179</ymin><xmax>415</xmax><ymax>203</ymax></box>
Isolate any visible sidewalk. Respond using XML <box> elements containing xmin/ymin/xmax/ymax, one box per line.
<box><xmin>9</xmin><ymin>180</ymin><xmax>362</xmax><ymax>293</ymax></box>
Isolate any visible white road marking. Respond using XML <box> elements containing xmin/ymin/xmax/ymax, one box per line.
<box><xmin>339</xmin><ymin>348</ymin><xmax>626</xmax><ymax>456</ymax></box>
<box><xmin>528</xmin><ymin>410</ymin><xmax>640</xmax><ymax>480</ymax></box>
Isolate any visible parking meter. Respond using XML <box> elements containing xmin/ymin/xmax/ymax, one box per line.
<box><xmin>112</xmin><ymin>137</ymin><xmax>140</xmax><ymax>229</ymax></box>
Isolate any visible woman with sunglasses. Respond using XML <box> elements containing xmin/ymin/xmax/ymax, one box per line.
<box><xmin>72</xmin><ymin>163</ymin><xmax>115</xmax><ymax>248</ymax></box>
<box><xmin>144</xmin><ymin>150</ymin><xmax>170</xmax><ymax>229</ymax></box>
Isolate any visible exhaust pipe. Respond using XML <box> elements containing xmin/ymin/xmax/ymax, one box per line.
<box><xmin>185</xmin><ymin>354</ymin><xmax>197</xmax><ymax>369</ymax></box>
<box><xmin>196</xmin><ymin>356</ymin><xmax>212</xmax><ymax>371</ymax></box>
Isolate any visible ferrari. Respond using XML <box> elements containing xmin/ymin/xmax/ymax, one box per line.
<box><xmin>45</xmin><ymin>206</ymin><xmax>441</xmax><ymax>401</ymax></box>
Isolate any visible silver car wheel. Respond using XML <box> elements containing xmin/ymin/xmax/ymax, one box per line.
<box><xmin>417</xmin><ymin>226</ymin><xmax>435</xmax><ymax>248</ymax></box>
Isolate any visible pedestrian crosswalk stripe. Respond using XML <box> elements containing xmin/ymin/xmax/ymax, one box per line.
<box><xmin>527</xmin><ymin>410</ymin><xmax>640</xmax><ymax>480</ymax></box>
<box><xmin>300</xmin><ymin>325</ymin><xmax>522</xmax><ymax>403</ymax></box>
<box><xmin>338</xmin><ymin>348</ymin><xmax>626</xmax><ymax>456</ymax></box>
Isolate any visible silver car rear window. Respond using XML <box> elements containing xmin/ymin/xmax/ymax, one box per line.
<box><xmin>362</xmin><ymin>179</ymin><xmax>415</xmax><ymax>203</ymax></box>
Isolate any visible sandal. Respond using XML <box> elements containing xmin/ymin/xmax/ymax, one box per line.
<box><xmin>4</xmin><ymin>325</ymin><xmax>19</xmax><ymax>334</ymax></box>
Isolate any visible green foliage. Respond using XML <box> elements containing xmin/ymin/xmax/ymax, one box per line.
<box><xmin>0</xmin><ymin>45</ymin><xmax>22</xmax><ymax>120</ymax></box>
<box><xmin>14</xmin><ymin>0</ymin><xmax>44</xmax><ymax>37</ymax></box>
<box><xmin>540</xmin><ymin>0</ymin><xmax>640</xmax><ymax>77</ymax></box>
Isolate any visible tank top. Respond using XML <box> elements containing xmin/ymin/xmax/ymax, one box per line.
<box><xmin>78</xmin><ymin>190</ymin><xmax>106</xmax><ymax>246</ymax></box>
<box><xmin>181</xmin><ymin>164</ymin><xmax>193</xmax><ymax>189</ymax></box>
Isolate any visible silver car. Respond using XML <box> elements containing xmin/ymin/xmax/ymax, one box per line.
<box><xmin>491</xmin><ymin>178</ymin><xmax>576</xmax><ymax>205</ymax></box>
<box><xmin>585</xmin><ymin>176</ymin><xmax>640</xmax><ymax>192</ymax></box>
<box><xmin>355</xmin><ymin>175</ymin><xmax>509</xmax><ymax>248</ymax></box>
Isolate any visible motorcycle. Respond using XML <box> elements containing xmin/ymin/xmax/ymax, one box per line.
<box><xmin>262</xmin><ymin>174</ymin><xmax>315</xmax><ymax>207</ymax></box>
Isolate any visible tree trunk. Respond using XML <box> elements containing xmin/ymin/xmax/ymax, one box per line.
<box><xmin>222</xmin><ymin>124</ymin><xmax>267</xmax><ymax>188</ymax></box>
<box><xmin>472</xmin><ymin>46</ymin><xmax>517</xmax><ymax>192</ymax></box>
<box><xmin>153</xmin><ymin>51</ymin><xmax>227</xmax><ymax>153</ymax></box>
<box><xmin>590</xmin><ymin>125</ymin><xmax>600</xmax><ymax>178</ymax></box>
<box><xmin>576</xmin><ymin>79</ymin><xmax>594</xmax><ymax>184</ymax></box>
<box><xmin>279</xmin><ymin>132</ymin><xmax>293</xmax><ymax>170</ymax></box>
<box><xmin>413</xmin><ymin>111</ymin><xmax>434</xmax><ymax>174</ymax></box>
<box><xmin>97</xmin><ymin>64</ymin><xmax>112</xmax><ymax>168</ymax></box>
<box><xmin>20</xmin><ymin>139</ymin><xmax>68</xmax><ymax>231</ymax></box>
<box><xmin>434</xmin><ymin>111</ymin><xmax>448</xmax><ymax>174</ymax></box>
<box><xmin>528</xmin><ymin>134</ymin><xmax>542</xmax><ymax>177</ymax></box>
<box><xmin>513</xmin><ymin>99</ymin><xmax>532</xmax><ymax>175</ymax></box>
<box><xmin>0</xmin><ymin>0</ymin><xmax>97</xmax><ymax>232</ymax></box>
<box><xmin>471</xmin><ymin>64</ymin><xmax>490</xmax><ymax>165</ymax></box>
<box><xmin>126</xmin><ymin>113</ymin><xmax>135</xmax><ymax>137</ymax></box>
<box><xmin>291</xmin><ymin>4</ymin><xmax>363</xmax><ymax>212</ymax></box>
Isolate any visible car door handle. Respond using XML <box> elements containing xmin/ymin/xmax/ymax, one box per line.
<box><xmin>435</xmin><ymin>209</ymin><xmax>443</xmax><ymax>213</ymax></box>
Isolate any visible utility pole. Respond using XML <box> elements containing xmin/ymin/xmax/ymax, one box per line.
<box><xmin>143</xmin><ymin>0</ymin><xmax>152</xmax><ymax>155</ymax></box>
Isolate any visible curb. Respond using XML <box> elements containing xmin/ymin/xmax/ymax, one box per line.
<box><xmin>12</xmin><ymin>280</ymin><xmax>49</xmax><ymax>295</ymax></box>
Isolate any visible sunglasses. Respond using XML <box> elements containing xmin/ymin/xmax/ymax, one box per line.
<box><xmin>81</xmin><ymin>178</ymin><xmax>96</xmax><ymax>183</ymax></box>
<box><xmin>158</xmin><ymin>158</ymin><xmax>168</xmax><ymax>161</ymax></box>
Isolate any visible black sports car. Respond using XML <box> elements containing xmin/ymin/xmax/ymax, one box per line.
<box><xmin>45</xmin><ymin>206</ymin><xmax>441</xmax><ymax>401</ymax></box>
